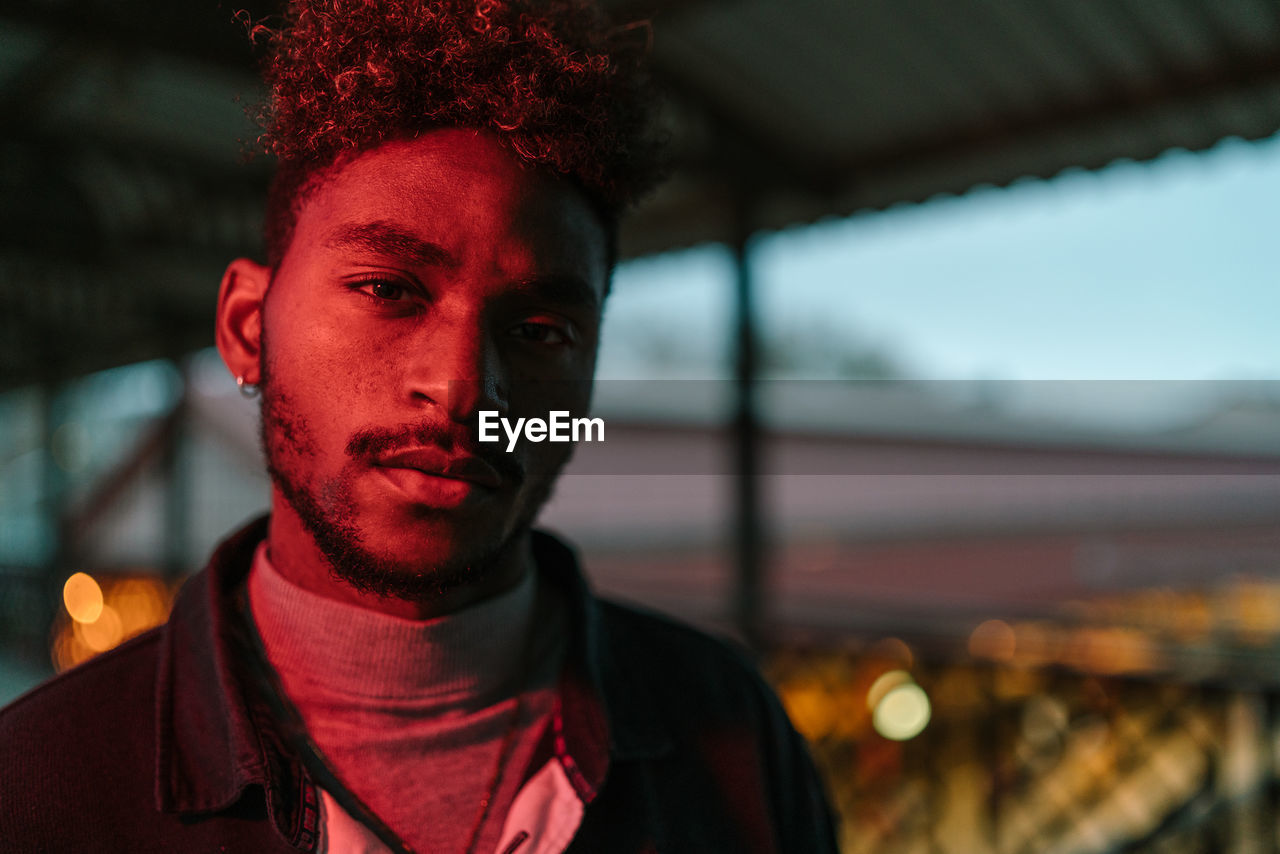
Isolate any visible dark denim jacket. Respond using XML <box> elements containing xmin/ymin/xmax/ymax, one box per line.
<box><xmin>1</xmin><ymin>518</ymin><xmax>838</xmax><ymax>853</ymax></box>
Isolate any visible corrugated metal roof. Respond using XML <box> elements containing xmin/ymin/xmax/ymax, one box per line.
<box><xmin>1</xmin><ymin>0</ymin><xmax>1278</xmax><ymax>385</ymax></box>
<box><xmin>616</xmin><ymin>0</ymin><xmax>1280</xmax><ymax>253</ymax></box>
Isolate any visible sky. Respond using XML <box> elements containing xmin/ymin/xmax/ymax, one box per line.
<box><xmin>595</xmin><ymin>131</ymin><xmax>1280</xmax><ymax>429</ymax></box>
<box><xmin>598</xmin><ymin>132</ymin><xmax>1280</xmax><ymax>383</ymax></box>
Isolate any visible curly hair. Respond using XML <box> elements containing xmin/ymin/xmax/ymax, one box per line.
<box><xmin>250</xmin><ymin>0</ymin><xmax>666</xmax><ymax>267</ymax></box>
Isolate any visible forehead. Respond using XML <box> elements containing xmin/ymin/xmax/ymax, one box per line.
<box><xmin>287</xmin><ymin>130</ymin><xmax>608</xmax><ymax>282</ymax></box>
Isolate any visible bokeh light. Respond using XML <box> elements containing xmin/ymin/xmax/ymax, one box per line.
<box><xmin>873</xmin><ymin>682</ymin><xmax>932</xmax><ymax>741</ymax></box>
<box><xmin>866</xmin><ymin>669</ymin><xmax>913</xmax><ymax>713</ymax></box>
<box><xmin>62</xmin><ymin>572</ymin><xmax>103</xmax><ymax>624</ymax></box>
<box><xmin>779</xmin><ymin>679</ymin><xmax>839</xmax><ymax>742</ymax></box>
<box><xmin>74</xmin><ymin>604</ymin><xmax>122</xmax><ymax>652</ymax></box>
<box><xmin>868</xmin><ymin>637</ymin><xmax>915</xmax><ymax>670</ymax></box>
<box><xmin>51</xmin><ymin>573</ymin><xmax>174</xmax><ymax>672</ymax></box>
<box><xmin>969</xmin><ymin>618</ymin><xmax>1016</xmax><ymax>662</ymax></box>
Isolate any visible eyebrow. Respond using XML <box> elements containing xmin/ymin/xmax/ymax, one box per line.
<box><xmin>324</xmin><ymin>221</ymin><xmax>459</xmax><ymax>268</ymax></box>
<box><xmin>509</xmin><ymin>274</ymin><xmax>602</xmax><ymax>314</ymax></box>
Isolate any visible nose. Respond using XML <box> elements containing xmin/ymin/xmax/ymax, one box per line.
<box><xmin>404</xmin><ymin>313</ymin><xmax>508</xmax><ymax>422</ymax></box>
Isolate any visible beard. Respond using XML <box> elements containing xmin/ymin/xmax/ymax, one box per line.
<box><xmin>256</xmin><ymin>357</ymin><xmax>558</xmax><ymax>603</ymax></box>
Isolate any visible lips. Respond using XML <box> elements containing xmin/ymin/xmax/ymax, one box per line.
<box><xmin>374</xmin><ymin>446</ymin><xmax>503</xmax><ymax>489</ymax></box>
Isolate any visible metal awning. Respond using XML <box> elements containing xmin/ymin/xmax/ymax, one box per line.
<box><xmin>1</xmin><ymin>0</ymin><xmax>1279</xmax><ymax>384</ymax></box>
<box><xmin>620</xmin><ymin>0</ymin><xmax>1280</xmax><ymax>253</ymax></box>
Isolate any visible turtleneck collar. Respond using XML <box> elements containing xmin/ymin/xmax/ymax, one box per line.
<box><xmin>247</xmin><ymin>540</ymin><xmax>537</xmax><ymax>705</ymax></box>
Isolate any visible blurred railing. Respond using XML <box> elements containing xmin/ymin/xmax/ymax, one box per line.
<box><xmin>768</xmin><ymin>581</ymin><xmax>1280</xmax><ymax>854</ymax></box>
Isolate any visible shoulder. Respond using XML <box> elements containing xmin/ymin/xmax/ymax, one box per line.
<box><xmin>537</xmin><ymin>529</ymin><xmax>781</xmax><ymax>724</ymax></box>
<box><xmin>597</xmin><ymin>599</ymin><xmax>753</xmax><ymax>674</ymax></box>
<box><xmin>593</xmin><ymin>597</ymin><xmax>783</xmax><ymax>730</ymax></box>
<box><xmin>1</xmin><ymin>626</ymin><xmax>162</xmax><ymax>736</ymax></box>
<box><xmin>0</xmin><ymin>628</ymin><xmax>163</xmax><ymax>825</ymax></box>
<box><xmin>591</xmin><ymin>597</ymin><xmax>842</xmax><ymax>850</ymax></box>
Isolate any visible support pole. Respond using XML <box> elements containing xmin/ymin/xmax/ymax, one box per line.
<box><xmin>731</xmin><ymin>216</ymin><xmax>764</xmax><ymax>651</ymax></box>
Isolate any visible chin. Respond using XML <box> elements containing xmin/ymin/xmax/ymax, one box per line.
<box><xmin>374</xmin><ymin>533</ymin><xmax>486</xmax><ymax>575</ymax></box>
<box><xmin>322</xmin><ymin>512</ymin><xmax>519</xmax><ymax>599</ymax></box>
<box><xmin>269</xmin><ymin>454</ymin><xmax>543</xmax><ymax>602</ymax></box>
<box><xmin>328</xmin><ymin>535</ymin><xmax>499</xmax><ymax>601</ymax></box>
<box><xmin>389</xmin><ymin>503</ymin><xmax>510</xmax><ymax>552</ymax></box>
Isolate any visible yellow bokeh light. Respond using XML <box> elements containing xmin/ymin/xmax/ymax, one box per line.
<box><xmin>778</xmin><ymin>681</ymin><xmax>838</xmax><ymax>742</ymax></box>
<box><xmin>868</xmin><ymin>637</ymin><xmax>914</xmax><ymax>670</ymax></box>
<box><xmin>1061</xmin><ymin>626</ymin><xmax>1158</xmax><ymax>675</ymax></box>
<box><xmin>866</xmin><ymin>669</ymin><xmax>913</xmax><ymax>713</ymax></box>
<box><xmin>968</xmin><ymin>619</ymin><xmax>1016</xmax><ymax>662</ymax></box>
<box><xmin>63</xmin><ymin>572</ymin><xmax>104</xmax><ymax>624</ymax></box>
<box><xmin>52</xmin><ymin>573</ymin><xmax>175</xmax><ymax>672</ymax></box>
<box><xmin>110</xmin><ymin>578</ymin><xmax>169</xmax><ymax>638</ymax></box>
<box><xmin>1010</xmin><ymin>621</ymin><xmax>1058</xmax><ymax>668</ymax></box>
<box><xmin>74</xmin><ymin>604</ymin><xmax>123</xmax><ymax>652</ymax></box>
<box><xmin>51</xmin><ymin>625</ymin><xmax>93</xmax><ymax>673</ymax></box>
<box><xmin>873</xmin><ymin>683</ymin><xmax>931</xmax><ymax>741</ymax></box>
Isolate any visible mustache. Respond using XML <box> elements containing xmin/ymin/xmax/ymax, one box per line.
<box><xmin>346</xmin><ymin>420</ymin><xmax>525</xmax><ymax>484</ymax></box>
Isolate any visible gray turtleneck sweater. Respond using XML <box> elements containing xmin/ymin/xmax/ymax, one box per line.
<box><xmin>247</xmin><ymin>541</ymin><xmax>566</xmax><ymax>853</ymax></box>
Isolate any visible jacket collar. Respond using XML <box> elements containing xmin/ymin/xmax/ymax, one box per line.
<box><xmin>155</xmin><ymin>516</ymin><xmax>268</xmax><ymax>816</ymax></box>
<box><xmin>154</xmin><ymin>516</ymin><xmax>672</xmax><ymax>819</ymax></box>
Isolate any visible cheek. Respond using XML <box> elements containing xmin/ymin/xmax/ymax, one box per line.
<box><xmin>266</xmin><ymin>313</ymin><xmax>391</xmax><ymax>431</ymax></box>
<box><xmin>341</xmin><ymin>332</ymin><xmax>420</xmax><ymax>403</ymax></box>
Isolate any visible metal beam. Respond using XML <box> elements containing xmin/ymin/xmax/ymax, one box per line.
<box><xmin>730</xmin><ymin>198</ymin><xmax>765</xmax><ymax>651</ymax></box>
<box><xmin>813</xmin><ymin>47</ymin><xmax>1280</xmax><ymax>193</ymax></box>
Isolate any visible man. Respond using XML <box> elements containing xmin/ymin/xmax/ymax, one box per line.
<box><xmin>0</xmin><ymin>1</ymin><xmax>838</xmax><ymax>851</ymax></box>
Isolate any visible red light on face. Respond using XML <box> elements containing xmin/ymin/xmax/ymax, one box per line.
<box><xmin>372</xmin><ymin>466</ymin><xmax>493</xmax><ymax>509</ymax></box>
<box><xmin>237</xmin><ymin>132</ymin><xmax>607</xmax><ymax>602</ymax></box>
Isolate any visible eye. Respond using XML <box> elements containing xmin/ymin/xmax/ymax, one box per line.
<box><xmin>362</xmin><ymin>280</ymin><xmax>407</xmax><ymax>301</ymax></box>
<box><xmin>510</xmin><ymin>321</ymin><xmax>574</xmax><ymax>347</ymax></box>
<box><xmin>346</xmin><ymin>274</ymin><xmax>421</xmax><ymax>307</ymax></box>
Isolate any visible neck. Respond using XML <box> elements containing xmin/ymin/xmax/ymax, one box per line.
<box><xmin>265</xmin><ymin>495</ymin><xmax>530</xmax><ymax>620</ymax></box>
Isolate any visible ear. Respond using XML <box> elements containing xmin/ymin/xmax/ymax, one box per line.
<box><xmin>216</xmin><ymin>258</ymin><xmax>272</xmax><ymax>385</ymax></box>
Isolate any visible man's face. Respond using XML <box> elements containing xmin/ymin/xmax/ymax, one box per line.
<box><xmin>255</xmin><ymin>130</ymin><xmax>608</xmax><ymax>598</ymax></box>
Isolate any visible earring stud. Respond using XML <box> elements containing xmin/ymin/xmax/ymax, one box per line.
<box><xmin>236</xmin><ymin>376</ymin><xmax>260</xmax><ymax>398</ymax></box>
